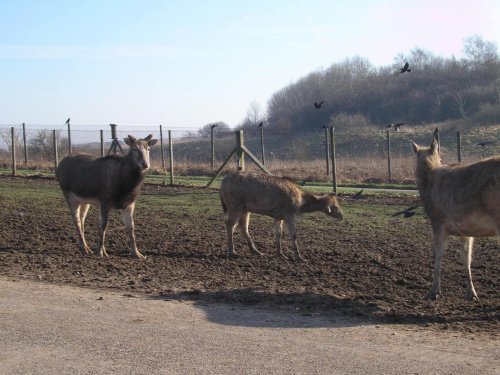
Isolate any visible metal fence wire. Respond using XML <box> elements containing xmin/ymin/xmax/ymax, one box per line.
<box><xmin>1</xmin><ymin>124</ymin><xmax>499</xmax><ymax>184</ymax></box>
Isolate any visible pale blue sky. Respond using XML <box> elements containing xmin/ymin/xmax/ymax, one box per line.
<box><xmin>0</xmin><ymin>0</ymin><xmax>498</xmax><ymax>129</ymax></box>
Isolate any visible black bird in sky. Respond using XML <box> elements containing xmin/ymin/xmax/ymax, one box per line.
<box><xmin>474</xmin><ymin>141</ymin><xmax>495</xmax><ymax>147</ymax></box>
<box><xmin>387</xmin><ymin>123</ymin><xmax>405</xmax><ymax>131</ymax></box>
<box><xmin>257</xmin><ymin>121</ymin><xmax>263</xmax><ymax>128</ymax></box>
<box><xmin>314</xmin><ymin>101</ymin><xmax>324</xmax><ymax>109</ymax></box>
<box><xmin>399</xmin><ymin>62</ymin><xmax>411</xmax><ymax>73</ymax></box>
<box><xmin>65</xmin><ymin>118</ymin><xmax>70</xmax><ymax>124</ymax></box>
<box><xmin>391</xmin><ymin>205</ymin><xmax>420</xmax><ymax>218</ymax></box>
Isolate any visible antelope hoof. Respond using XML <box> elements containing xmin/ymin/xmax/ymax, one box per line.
<box><xmin>133</xmin><ymin>251</ymin><xmax>146</xmax><ymax>260</ymax></box>
<box><xmin>98</xmin><ymin>248</ymin><xmax>109</xmax><ymax>258</ymax></box>
<box><xmin>423</xmin><ymin>291</ymin><xmax>440</xmax><ymax>301</ymax></box>
<box><xmin>251</xmin><ymin>248</ymin><xmax>264</xmax><ymax>256</ymax></box>
<box><xmin>80</xmin><ymin>245</ymin><xmax>93</xmax><ymax>255</ymax></box>
<box><xmin>295</xmin><ymin>256</ymin><xmax>306</xmax><ymax>263</ymax></box>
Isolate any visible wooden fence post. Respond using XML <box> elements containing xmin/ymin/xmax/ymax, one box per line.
<box><xmin>100</xmin><ymin>130</ymin><xmax>104</xmax><ymax>157</ymax></box>
<box><xmin>53</xmin><ymin>130</ymin><xmax>58</xmax><ymax>170</ymax></box>
<box><xmin>324</xmin><ymin>126</ymin><xmax>330</xmax><ymax>176</ymax></box>
<box><xmin>11</xmin><ymin>127</ymin><xmax>16</xmax><ymax>176</ymax></box>
<box><xmin>330</xmin><ymin>127</ymin><xmax>337</xmax><ymax>194</ymax></box>
<box><xmin>160</xmin><ymin>125</ymin><xmax>165</xmax><ymax>171</ymax></box>
<box><xmin>168</xmin><ymin>130</ymin><xmax>174</xmax><ymax>185</ymax></box>
<box><xmin>387</xmin><ymin>130</ymin><xmax>392</xmax><ymax>182</ymax></box>
<box><xmin>211</xmin><ymin>125</ymin><xmax>216</xmax><ymax>170</ymax></box>
<box><xmin>260</xmin><ymin>125</ymin><xmax>266</xmax><ymax>165</ymax></box>
<box><xmin>457</xmin><ymin>131</ymin><xmax>462</xmax><ymax>162</ymax></box>
<box><xmin>22</xmin><ymin>123</ymin><xmax>28</xmax><ymax>165</ymax></box>
<box><xmin>236</xmin><ymin>130</ymin><xmax>245</xmax><ymax>171</ymax></box>
<box><xmin>67</xmin><ymin>119</ymin><xmax>72</xmax><ymax>155</ymax></box>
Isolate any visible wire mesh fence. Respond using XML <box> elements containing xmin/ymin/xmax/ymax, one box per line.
<box><xmin>1</xmin><ymin>124</ymin><xmax>499</xmax><ymax>184</ymax></box>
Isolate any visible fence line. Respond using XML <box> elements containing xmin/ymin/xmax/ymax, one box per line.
<box><xmin>1</xmin><ymin>124</ymin><xmax>499</xmax><ymax>185</ymax></box>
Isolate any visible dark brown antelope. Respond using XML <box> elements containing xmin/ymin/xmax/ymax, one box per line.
<box><xmin>412</xmin><ymin>138</ymin><xmax>500</xmax><ymax>300</ymax></box>
<box><xmin>220</xmin><ymin>172</ymin><xmax>345</xmax><ymax>262</ymax></box>
<box><xmin>55</xmin><ymin>134</ymin><xmax>158</xmax><ymax>259</ymax></box>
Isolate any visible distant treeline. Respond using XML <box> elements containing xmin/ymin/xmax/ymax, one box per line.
<box><xmin>235</xmin><ymin>35</ymin><xmax>500</xmax><ymax>134</ymax></box>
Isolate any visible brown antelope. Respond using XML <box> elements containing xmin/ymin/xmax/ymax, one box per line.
<box><xmin>219</xmin><ymin>172</ymin><xmax>345</xmax><ymax>262</ymax></box>
<box><xmin>412</xmin><ymin>138</ymin><xmax>500</xmax><ymax>300</ymax></box>
<box><xmin>55</xmin><ymin>134</ymin><xmax>158</xmax><ymax>259</ymax></box>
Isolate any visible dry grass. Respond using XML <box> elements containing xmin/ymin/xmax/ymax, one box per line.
<box><xmin>1</xmin><ymin>155</ymin><xmax>416</xmax><ymax>185</ymax></box>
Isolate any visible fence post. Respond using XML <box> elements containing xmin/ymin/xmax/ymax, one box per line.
<box><xmin>236</xmin><ymin>130</ymin><xmax>245</xmax><ymax>171</ymax></box>
<box><xmin>386</xmin><ymin>130</ymin><xmax>392</xmax><ymax>182</ymax></box>
<box><xmin>324</xmin><ymin>126</ymin><xmax>330</xmax><ymax>175</ymax></box>
<box><xmin>330</xmin><ymin>127</ymin><xmax>337</xmax><ymax>194</ymax></box>
<box><xmin>67</xmin><ymin>119</ymin><xmax>72</xmax><ymax>155</ymax></box>
<box><xmin>100</xmin><ymin>130</ymin><xmax>104</xmax><ymax>157</ymax></box>
<box><xmin>211</xmin><ymin>125</ymin><xmax>216</xmax><ymax>170</ymax></box>
<box><xmin>160</xmin><ymin>125</ymin><xmax>165</xmax><ymax>170</ymax></box>
<box><xmin>11</xmin><ymin>127</ymin><xmax>16</xmax><ymax>176</ymax></box>
<box><xmin>22</xmin><ymin>123</ymin><xmax>28</xmax><ymax>165</ymax></box>
<box><xmin>457</xmin><ymin>131</ymin><xmax>462</xmax><ymax>163</ymax></box>
<box><xmin>168</xmin><ymin>130</ymin><xmax>174</xmax><ymax>185</ymax></box>
<box><xmin>53</xmin><ymin>130</ymin><xmax>58</xmax><ymax>170</ymax></box>
<box><xmin>260</xmin><ymin>125</ymin><xmax>265</xmax><ymax>165</ymax></box>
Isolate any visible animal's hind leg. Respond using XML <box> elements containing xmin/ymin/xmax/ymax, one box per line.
<box><xmin>239</xmin><ymin>212</ymin><xmax>263</xmax><ymax>256</ymax></box>
<box><xmin>424</xmin><ymin>225</ymin><xmax>448</xmax><ymax>300</ymax></box>
<box><xmin>65</xmin><ymin>194</ymin><xmax>92</xmax><ymax>255</ymax></box>
<box><xmin>97</xmin><ymin>206</ymin><xmax>110</xmax><ymax>257</ymax></box>
<box><xmin>226</xmin><ymin>211</ymin><xmax>240</xmax><ymax>256</ymax></box>
<box><xmin>79</xmin><ymin>204</ymin><xmax>90</xmax><ymax>236</ymax></box>
<box><xmin>459</xmin><ymin>236</ymin><xmax>478</xmax><ymax>301</ymax></box>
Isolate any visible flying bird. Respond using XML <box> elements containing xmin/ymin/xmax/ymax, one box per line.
<box><xmin>391</xmin><ymin>205</ymin><xmax>420</xmax><ymax>218</ymax></box>
<box><xmin>257</xmin><ymin>122</ymin><xmax>263</xmax><ymax>128</ymax></box>
<box><xmin>314</xmin><ymin>101</ymin><xmax>324</xmax><ymax>109</ymax></box>
<box><xmin>65</xmin><ymin>118</ymin><xmax>70</xmax><ymax>124</ymax></box>
<box><xmin>387</xmin><ymin>123</ymin><xmax>405</xmax><ymax>131</ymax></box>
<box><xmin>474</xmin><ymin>141</ymin><xmax>495</xmax><ymax>147</ymax></box>
<box><xmin>399</xmin><ymin>62</ymin><xmax>411</xmax><ymax>73</ymax></box>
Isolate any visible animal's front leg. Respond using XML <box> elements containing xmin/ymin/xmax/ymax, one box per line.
<box><xmin>285</xmin><ymin>219</ymin><xmax>305</xmax><ymax>262</ymax></box>
<box><xmin>424</xmin><ymin>225</ymin><xmax>448</xmax><ymax>300</ymax></box>
<box><xmin>122</xmin><ymin>204</ymin><xmax>145</xmax><ymax>259</ymax></box>
<box><xmin>459</xmin><ymin>236</ymin><xmax>478</xmax><ymax>301</ymax></box>
<box><xmin>98</xmin><ymin>206</ymin><xmax>110</xmax><ymax>257</ymax></box>
<box><xmin>274</xmin><ymin>220</ymin><xmax>286</xmax><ymax>259</ymax></box>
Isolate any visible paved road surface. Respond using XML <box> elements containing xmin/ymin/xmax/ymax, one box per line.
<box><xmin>1</xmin><ymin>276</ymin><xmax>498</xmax><ymax>374</ymax></box>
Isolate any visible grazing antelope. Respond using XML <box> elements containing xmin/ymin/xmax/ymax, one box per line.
<box><xmin>220</xmin><ymin>172</ymin><xmax>345</xmax><ymax>262</ymax></box>
<box><xmin>55</xmin><ymin>134</ymin><xmax>158</xmax><ymax>259</ymax></box>
<box><xmin>412</xmin><ymin>138</ymin><xmax>500</xmax><ymax>300</ymax></box>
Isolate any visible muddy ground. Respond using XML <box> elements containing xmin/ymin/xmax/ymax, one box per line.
<box><xmin>0</xmin><ymin>175</ymin><xmax>499</xmax><ymax>335</ymax></box>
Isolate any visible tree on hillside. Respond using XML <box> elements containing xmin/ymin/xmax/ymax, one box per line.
<box><xmin>197</xmin><ymin>121</ymin><xmax>231</xmax><ymax>137</ymax></box>
<box><xmin>235</xmin><ymin>100</ymin><xmax>266</xmax><ymax>131</ymax></box>
<box><xmin>264</xmin><ymin>34</ymin><xmax>500</xmax><ymax>133</ymax></box>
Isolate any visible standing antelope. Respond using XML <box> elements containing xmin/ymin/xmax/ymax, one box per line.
<box><xmin>412</xmin><ymin>138</ymin><xmax>500</xmax><ymax>300</ymax></box>
<box><xmin>220</xmin><ymin>172</ymin><xmax>345</xmax><ymax>261</ymax></box>
<box><xmin>55</xmin><ymin>134</ymin><xmax>158</xmax><ymax>259</ymax></box>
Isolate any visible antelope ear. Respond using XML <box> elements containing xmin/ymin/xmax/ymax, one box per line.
<box><xmin>145</xmin><ymin>134</ymin><xmax>153</xmax><ymax>141</ymax></box>
<box><xmin>411</xmin><ymin>141</ymin><xmax>419</xmax><ymax>154</ymax></box>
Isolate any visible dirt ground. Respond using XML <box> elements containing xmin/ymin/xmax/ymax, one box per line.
<box><xmin>0</xmin><ymin>175</ymin><xmax>499</xmax><ymax>336</ymax></box>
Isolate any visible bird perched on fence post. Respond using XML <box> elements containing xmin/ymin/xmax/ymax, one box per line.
<box><xmin>65</xmin><ymin>118</ymin><xmax>70</xmax><ymax>125</ymax></box>
<box><xmin>257</xmin><ymin>121</ymin><xmax>263</xmax><ymax>128</ymax></box>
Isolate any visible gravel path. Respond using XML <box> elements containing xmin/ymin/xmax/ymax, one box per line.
<box><xmin>1</xmin><ymin>276</ymin><xmax>499</xmax><ymax>375</ymax></box>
